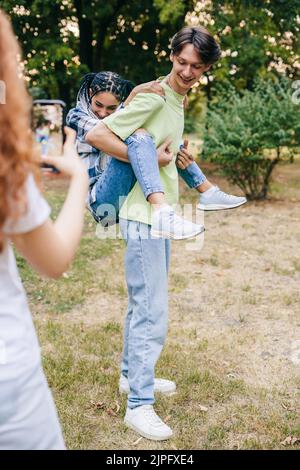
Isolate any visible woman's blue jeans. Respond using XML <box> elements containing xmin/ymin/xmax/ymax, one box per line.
<box><xmin>89</xmin><ymin>132</ymin><xmax>207</xmax><ymax>225</ymax></box>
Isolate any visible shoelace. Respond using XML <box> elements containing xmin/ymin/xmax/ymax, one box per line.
<box><xmin>215</xmin><ymin>186</ymin><xmax>237</xmax><ymax>200</ymax></box>
<box><xmin>157</xmin><ymin>209</ymin><xmax>198</xmax><ymax>231</ymax></box>
<box><xmin>172</xmin><ymin>211</ymin><xmax>195</xmax><ymax>227</ymax></box>
<box><xmin>143</xmin><ymin>406</ymin><xmax>164</xmax><ymax>426</ymax></box>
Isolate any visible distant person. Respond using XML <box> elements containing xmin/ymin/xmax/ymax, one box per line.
<box><xmin>35</xmin><ymin>120</ymin><xmax>51</xmax><ymax>156</ymax></box>
<box><xmin>0</xmin><ymin>10</ymin><xmax>88</xmax><ymax>450</ymax></box>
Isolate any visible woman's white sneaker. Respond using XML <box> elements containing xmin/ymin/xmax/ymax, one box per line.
<box><xmin>150</xmin><ymin>205</ymin><xmax>204</xmax><ymax>240</ymax></box>
<box><xmin>124</xmin><ymin>405</ymin><xmax>173</xmax><ymax>441</ymax></box>
<box><xmin>119</xmin><ymin>375</ymin><xmax>176</xmax><ymax>395</ymax></box>
<box><xmin>197</xmin><ymin>186</ymin><xmax>247</xmax><ymax>211</ymax></box>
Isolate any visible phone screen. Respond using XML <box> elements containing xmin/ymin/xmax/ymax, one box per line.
<box><xmin>32</xmin><ymin>100</ymin><xmax>65</xmax><ymax>172</ymax></box>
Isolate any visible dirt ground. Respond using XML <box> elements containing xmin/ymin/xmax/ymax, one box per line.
<box><xmin>39</xmin><ymin>159</ymin><xmax>300</xmax><ymax>449</ymax></box>
<box><xmin>43</xmin><ymin>161</ymin><xmax>300</xmax><ymax>392</ymax></box>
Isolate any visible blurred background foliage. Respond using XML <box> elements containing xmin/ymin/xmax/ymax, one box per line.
<box><xmin>1</xmin><ymin>0</ymin><xmax>299</xmax><ymax>106</ymax></box>
<box><xmin>1</xmin><ymin>0</ymin><xmax>300</xmax><ymax>198</ymax></box>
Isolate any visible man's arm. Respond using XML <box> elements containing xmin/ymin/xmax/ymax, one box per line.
<box><xmin>86</xmin><ymin>92</ymin><xmax>165</xmax><ymax>163</ymax></box>
<box><xmin>86</xmin><ymin>85</ymin><xmax>165</xmax><ymax>161</ymax></box>
<box><xmin>66</xmin><ymin>107</ymin><xmax>129</xmax><ymax>161</ymax></box>
<box><xmin>85</xmin><ymin>121</ymin><xmax>129</xmax><ymax>163</ymax></box>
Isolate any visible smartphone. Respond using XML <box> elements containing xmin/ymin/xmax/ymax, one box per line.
<box><xmin>32</xmin><ymin>99</ymin><xmax>66</xmax><ymax>173</ymax></box>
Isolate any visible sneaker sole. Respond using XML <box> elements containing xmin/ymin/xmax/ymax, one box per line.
<box><xmin>119</xmin><ymin>386</ymin><xmax>177</xmax><ymax>396</ymax></box>
<box><xmin>150</xmin><ymin>227</ymin><xmax>205</xmax><ymax>240</ymax></box>
<box><xmin>124</xmin><ymin>419</ymin><xmax>173</xmax><ymax>441</ymax></box>
<box><xmin>197</xmin><ymin>200</ymin><xmax>247</xmax><ymax>211</ymax></box>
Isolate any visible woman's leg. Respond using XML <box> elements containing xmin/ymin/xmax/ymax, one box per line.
<box><xmin>124</xmin><ymin>131</ymin><xmax>164</xmax><ymax>201</ymax></box>
<box><xmin>178</xmin><ymin>161</ymin><xmax>247</xmax><ymax>210</ymax></box>
<box><xmin>125</xmin><ymin>131</ymin><xmax>203</xmax><ymax>238</ymax></box>
<box><xmin>89</xmin><ymin>156</ymin><xmax>137</xmax><ymax>225</ymax></box>
<box><xmin>89</xmin><ymin>129</ymin><xmax>164</xmax><ymax>226</ymax></box>
<box><xmin>90</xmin><ymin>133</ymin><xmax>203</xmax><ymax>238</ymax></box>
<box><xmin>177</xmin><ymin>161</ymin><xmax>208</xmax><ymax>190</ymax></box>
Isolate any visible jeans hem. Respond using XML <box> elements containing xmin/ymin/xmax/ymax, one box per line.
<box><xmin>189</xmin><ymin>175</ymin><xmax>207</xmax><ymax>189</ymax></box>
<box><xmin>144</xmin><ymin>187</ymin><xmax>165</xmax><ymax>199</ymax></box>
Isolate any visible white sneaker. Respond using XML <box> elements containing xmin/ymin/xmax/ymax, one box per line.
<box><xmin>119</xmin><ymin>375</ymin><xmax>176</xmax><ymax>395</ymax></box>
<box><xmin>197</xmin><ymin>186</ymin><xmax>247</xmax><ymax>211</ymax></box>
<box><xmin>150</xmin><ymin>205</ymin><xmax>204</xmax><ymax>240</ymax></box>
<box><xmin>124</xmin><ymin>405</ymin><xmax>173</xmax><ymax>441</ymax></box>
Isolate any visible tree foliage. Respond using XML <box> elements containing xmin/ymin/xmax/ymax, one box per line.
<box><xmin>202</xmin><ymin>77</ymin><xmax>300</xmax><ymax>199</ymax></box>
<box><xmin>1</xmin><ymin>0</ymin><xmax>299</xmax><ymax>111</ymax></box>
<box><xmin>0</xmin><ymin>0</ymin><xmax>193</xmax><ymax>105</ymax></box>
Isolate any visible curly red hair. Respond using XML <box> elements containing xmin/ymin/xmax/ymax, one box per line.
<box><xmin>0</xmin><ymin>9</ymin><xmax>39</xmax><ymax>252</ymax></box>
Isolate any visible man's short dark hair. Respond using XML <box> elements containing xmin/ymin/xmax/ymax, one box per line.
<box><xmin>171</xmin><ymin>26</ymin><xmax>221</xmax><ymax>65</ymax></box>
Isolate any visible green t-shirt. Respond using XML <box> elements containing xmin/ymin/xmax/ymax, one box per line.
<box><xmin>103</xmin><ymin>79</ymin><xmax>185</xmax><ymax>225</ymax></box>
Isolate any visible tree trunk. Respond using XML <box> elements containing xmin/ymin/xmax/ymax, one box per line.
<box><xmin>95</xmin><ymin>26</ymin><xmax>107</xmax><ymax>70</ymax></box>
<box><xmin>55</xmin><ymin>61</ymin><xmax>71</xmax><ymax>108</ymax></box>
<box><xmin>74</xmin><ymin>0</ymin><xmax>93</xmax><ymax>70</ymax></box>
<box><xmin>260</xmin><ymin>149</ymin><xmax>281</xmax><ymax>199</ymax></box>
<box><xmin>94</xmin><ymin>0</ymin><xmax>127</xmax><ymax>70</ymax></box>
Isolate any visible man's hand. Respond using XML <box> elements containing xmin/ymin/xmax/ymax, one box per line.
<box><xmin>176</xmin><ymin>139</ymin><xmax>194</xmax><ymax>169</ymax></box>
<box><xmin>124</xmin><ymin>80</ymin><xmax>165</xmax><ymax>106</ymax></box>
<box><xmin>157</xmin><ymin>138</ymin><xmax>173</xmax><ymax>167</ymax></box>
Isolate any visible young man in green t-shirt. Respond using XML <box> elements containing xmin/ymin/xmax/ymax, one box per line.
<box><xmin>86</xmin><ymin>26</ymin><xmax>225</xmax><ymax>441</ymax></box>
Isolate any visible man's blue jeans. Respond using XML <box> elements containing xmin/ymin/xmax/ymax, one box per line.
<box><xmin>89</xmin><ymin>133</ymin><xmax>207</xmax><ymax>225</ymax></box>
<box><xmin>119</xmin><ymin>218</ymin><xmax>171</xmax><ymax>408</ymax></box>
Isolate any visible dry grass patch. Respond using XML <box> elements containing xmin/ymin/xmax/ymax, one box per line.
<box><xmin>18</xmin><ymin>160</ymin><xmax>300</xmax><ymax>449</ymax></box>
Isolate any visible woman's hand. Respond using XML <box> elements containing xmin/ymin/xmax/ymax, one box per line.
<box><xmin>11</xmin><ymin>126</ymin><xmax>88</xmax><ymax>279</ymax></box>
<box><xmin>41</xmin><ymin>127</ymin><xmax>87</xmax><ymax>179</ymax></box>
<box><xmin>124</xmin><ymin>80</ymin><xmax>165</xmax><ymax>106</ymax></box>
<box><xmin>176</xmin><ymin>139</ymin><xmax>194</xmax><ymax>169</ymax></box>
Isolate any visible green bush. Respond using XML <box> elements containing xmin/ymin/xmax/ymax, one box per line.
<box><xmin>202</xmin><ymin>78</ymin><xmax>300</xmax><ymax>200</ymax></box>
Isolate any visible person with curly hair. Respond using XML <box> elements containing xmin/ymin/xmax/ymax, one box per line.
<box><xmin>0</xmin><ymin>9</ymin><xmax>88</xmax><ymax>450</ymax></box>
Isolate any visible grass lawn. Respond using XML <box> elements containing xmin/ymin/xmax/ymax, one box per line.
<box><xmin>17</xmin><ymin>161</ymin><xmax>300</xmax><ymax>450</ymax></box>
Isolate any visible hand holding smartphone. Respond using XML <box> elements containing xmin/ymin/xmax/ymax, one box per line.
<box><xmin>41</xmin><ymin>126</ymin><xmax>87</xmax><ymax>179</ymax></box>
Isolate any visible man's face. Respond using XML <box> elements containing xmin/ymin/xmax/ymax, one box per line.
<box><xmin>169</xmin><ymin>43</ymin><xmax>211</xmax><ymax>94</ymax></box>
<box><xmin>89</xmin><ymin>91</ymin><xmax>119</xmax><ymax>119</ymax></box>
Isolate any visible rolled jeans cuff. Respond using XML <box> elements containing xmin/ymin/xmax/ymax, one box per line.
<box><xmin>178</xmin><ymin>161</ymin><xmax>207</xmax><ymax>189</ymax></box>
<box><xmin>143</xmin><ymin>187</ymin><xmax>165</xmax><ymax>200</ymax></box>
